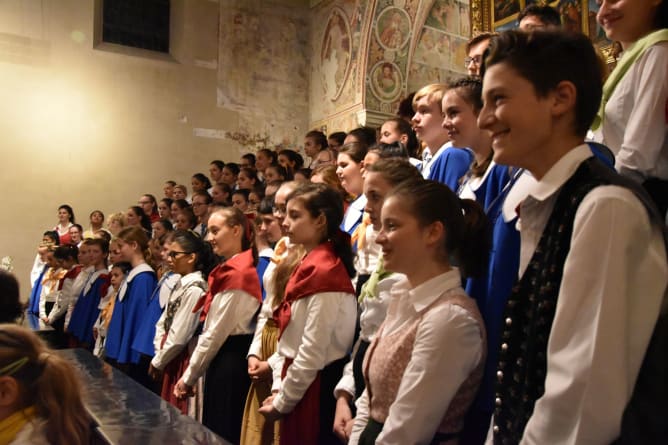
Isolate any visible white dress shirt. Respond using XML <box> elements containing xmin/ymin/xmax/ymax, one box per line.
<box><xmin>151</xmin><ymin>271</ymin><xmax>206</xmax><ymax>370</ymax></box>
<box><xmin>486</xmin><ymin>144</ymin><xmax>668</xmax><ymax>444</ymax></box>
<box><xmin>354</xmin><ymin>225</ymin><xmax>382</xmax><ymax>276</ymax></box>
<box><xmin>334</xmin><ymin>272</ymin><xmax>404</xmax><ymax>399</ymax></box>
<box><xmin>593</xmin><ymin>41</ymin><xmax>668</xmax><ymax>182</ymax></box>
<box><xmin>343</xmin><ymin>195</ymin><xmax>368</xmax><ymax>234</ymax></box>
<box><xmin>182</xmin><ymin>288</ymin><xmax>259</xmax><ymax>386</ymax></box>
<box><xmin>349</xmin><ymin>269</ymin><xmax>483</xmax><ymax>445</ymax></box>
<box><xmin>268</xmin><ymin>290</ymin><xmax>357</xmax><ymax>414</ymax></box>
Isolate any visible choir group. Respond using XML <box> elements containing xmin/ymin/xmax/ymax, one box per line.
<box><xmin>2</xmin><ymin>2</ymin><xmax>667</xmax><ymax>445</ymax></box>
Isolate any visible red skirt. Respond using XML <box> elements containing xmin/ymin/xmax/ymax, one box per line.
<box><xmin>279</xmin><ymin>356</ymin><xmax>346</xmax><ymax>445</ymax></box>
<box><xmin>160</xmin><ymin>335</ymin><xmax>190</xmax><ymax>415</ymax></box>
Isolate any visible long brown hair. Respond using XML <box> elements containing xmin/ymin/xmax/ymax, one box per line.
<box><xmin>0</xmin><ymin>324</ymin><xmax>91</xmax><ymax>444</ymax></box>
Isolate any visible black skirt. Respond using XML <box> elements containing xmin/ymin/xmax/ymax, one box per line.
<box><xmin>202</xmin><ymin>333</ymin><xmax>253</xmax><ymax>444</ymax></box>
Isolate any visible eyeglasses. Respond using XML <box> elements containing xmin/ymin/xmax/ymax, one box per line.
<box><xmin>167</xmin><ymin>251</ymin><xmax>192</xmax><ymax>258</ymax></box>
<box><xmin>464</xmin><ymin>55</ymin><xmax>482</xmax><ymax>68</ymax></box>
<box><xmin>138</xmin><ymin>201</ymin><xmax>151</xmax><ymax>205</ymax></box>
<box><xmin>272</xmin><ymin>205</ymin><xmax>287</xmax><ymax>216</ymax></box>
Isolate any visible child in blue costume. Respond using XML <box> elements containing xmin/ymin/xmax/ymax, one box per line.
<box><xmin>336</xmin><ymin>142</ymin><xmax>368</xmax><ymax>248</ymax></box>
<box><xmin>132</xmin><ymin>234</ymin><xmax>179</xmax><ymax>392</ymax></box>
<box><xmin>68</xmin><ymin>238</ymin><xmax>110</xmax><ymax>348</ymax></box>
<box><xmin>105</xmin><ymin>226</ymin><xmax>157</xmax><ymax>386</ymax></box>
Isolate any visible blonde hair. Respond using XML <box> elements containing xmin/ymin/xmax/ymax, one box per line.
<box><xmin>116</xmin><ymin>226</ymin><xmax>151</xmax><ymax>262</ymax></box>
<box><xmin>0</xmin><ymin>324</ymin><xmax>90</xmax><ymax>444</ymax></box>
<box><xmin>412</xmin><ymin>83</ymin><xmax>448</xmax><ymax>112</ymax></box>
<box><xmin>107</xmin><ymin>212</ymin><xmax>127</xmax><ymax>228</ymax></box>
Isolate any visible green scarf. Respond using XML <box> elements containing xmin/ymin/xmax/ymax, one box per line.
<box><xmin>358</xmin><ymin>257</ymin><xmax>393</xmax><ymax>303</ymax></box>
<box><xmin>591</xmin><ymin>28</ymin><xmax>668</xmax><ymax>131</ymax></box>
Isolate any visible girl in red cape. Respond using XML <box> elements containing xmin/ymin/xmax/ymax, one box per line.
<box><xmin>259</xmin><ymin>183</ymin><xmax>357</xmax><ymax>445</ymax></box>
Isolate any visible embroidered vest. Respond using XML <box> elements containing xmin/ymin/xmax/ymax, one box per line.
<box><xmin>493</xmin><ymin>158</ymin><xmax>664</xmax><ymax>444</ymax></box>
<box><xmin>364</xmin><ymin>292</ymin><xmax>486</xmax><ymax>437</ymax></box>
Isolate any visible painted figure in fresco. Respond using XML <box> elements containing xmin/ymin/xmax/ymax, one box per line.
<box><xmin>379</xmin><ymin>10</ymin><xmax>404</xmax><ymax>49</ymax></box>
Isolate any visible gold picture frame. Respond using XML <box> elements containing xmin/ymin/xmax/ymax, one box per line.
<box><xmin>471</xmin><ymin>1</ymin><xmax>619</xmax><ymax>69</ymax></box>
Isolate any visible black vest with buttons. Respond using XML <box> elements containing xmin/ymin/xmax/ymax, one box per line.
<box><xmin>492</xmin><ymin>157</ymin><xmax>664</xmax><ymax>444</ymax></box>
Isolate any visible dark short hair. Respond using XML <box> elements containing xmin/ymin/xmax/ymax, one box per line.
<box><xmin>347</xmin><ymin>127</ymin><xmax>377</xmax><ymax>148</ymax></box>
<box><xmin>448</xmin><ymin>77</ymin><xmax>483</xmax><ymax>112</ymax></box>
<box><xmin>466</xmin><ymin>32</ymin><xmax>496</xmax><ymax>53</ymax></box>
<box><xmin>305</xmin><ymin>130</ymin><xmax>328</xmax><ymax>150</ymax></box>
<box><xmin>328</xmin><ymin>131</ymin><xmax>347</xmax><ymax>145</ymax></box>
<box><xmin>241</xmin><ymin>153</ymin><xmax>256</xmax><ymax>166</ymax></box>
<box><xmin>484</xmin><ymin>30</ymin><xmax>602</xmax><ymax>137</ymax></box>
<box><xmin>518</xmin><ymin>4</ymin><xmax>561</xmax><ymax>27</ymax></box>
<box><xmin>210</xmin><ymin>160</ymin><xmax>225</xmax><ymax>170</ymax></box>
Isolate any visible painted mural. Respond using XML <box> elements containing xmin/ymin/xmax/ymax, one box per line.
<box><xmin>217</xmin><ymin>1</ymin><xmax>310</xmax><ymax>150</ymax></box>
<box><xmin>310</xmin><ymin>0</ymin><xmax>372</xmax><ymax>132</ymax></box>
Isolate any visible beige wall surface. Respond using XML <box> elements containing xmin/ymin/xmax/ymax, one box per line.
<box><xmin>0</xmin><ymin>0</ymin><xmax>239</xmax><ymax>299</ymax></box>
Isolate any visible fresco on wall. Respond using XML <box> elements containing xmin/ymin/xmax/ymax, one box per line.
<box><xmin>370</xmin><ymin>61</ymin><xmax>403</xmax><ymax>102</ymax></box>
<box><xmin>376</xmin><ymin>7</ymin><xmax>411</xmax><ymax>50</ymax></box>
<box><xmin>217</xmin><ymin>2</ymin><xmax>310</xmax><ymax>149</ymax></box>
<box><xmin>403</xmin><ymin>0</ymin><xmax>469</xmax><ymax>104</ymax></box>
<box><xmin>310</xmin><ymin>0</ymin><xmax>372</xmax><ymax>130</ymax></box>
<box><xmin>321</xmin><ymin>7</ymin><xmax>352</xmax><ymax>101</ymax></box>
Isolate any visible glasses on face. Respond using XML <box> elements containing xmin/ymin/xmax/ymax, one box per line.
<box><xmin>272</xmin><ymin>204</ymin><xmax>287</xmax><ymax>216</ymax></box>
<box><xmin>138</xmin><ymin>201</ymin><xmax>151</xmax><ymax>205</ymax></box>
<box><xmin>167</xmin><ymin>251</ymin><xmax>192</xmax><ymax>258</ymax></box>
<box><xmin>464</xmin><ymin>55</ymin><xmax>482</xmax><ymax>68</ymax></box>
<box><xmin>192</xmin><ymin>202</ymin><xmax>207</xmax><ymax>207</ymax></box>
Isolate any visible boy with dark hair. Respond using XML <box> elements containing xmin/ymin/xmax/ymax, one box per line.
<box><xmin>518</xmin><ymin>4</ymin><xmax>561</xmax><ymax>30</ymax></box>
<box><xmin>479</xmin><ymin>30</ymin><xmax>667</xmax><ymax>444</ymax></box>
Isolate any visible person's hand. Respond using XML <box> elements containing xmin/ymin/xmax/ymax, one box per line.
<box><xmin>173</xmin><ymin>378</ymin><xmax>194</xmax><ymax>399</ymax></box>
<box><xmin>258</xmin><ymin>394</ymin><xmax>282</xmax><ymax>422</ymax></box>
<box><xmin>148</xmin><ymin>364</ymin><xmax>162</xmax><ymax>381</ymax></box>
<box><xmin>333</xmin><ymin>394</ymin><xmax>353</xmax><ymax>443</ymax></box>
<box><xmin>248</xmin><ymin>356</ymin><xmax>271</xmax><ymax>381</ymax></box>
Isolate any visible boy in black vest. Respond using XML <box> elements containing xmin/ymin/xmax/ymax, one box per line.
<box><xmin>478</xmin><ymin>30</ymin><xmax>667</xmax><ymax>444</ymax></box>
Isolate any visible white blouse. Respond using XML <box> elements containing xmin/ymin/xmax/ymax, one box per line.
<box><xmin>268</xmin><ymin>290</ymin><xmax>357</xmax><ymax>414</ymax></box>
<box><xmin>151</xmin><ymin>271</ymin><xmax>206</xmax><ymax>370</ymax></box>
<box><xmin>181</xmin><ymin>288</ymin><xmax>259</xmax><ymax>386</ymax></box>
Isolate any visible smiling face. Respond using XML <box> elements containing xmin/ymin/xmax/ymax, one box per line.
<box><xmin>478</xmin><ymin>62</ymin><xmax>553</xmax><ymax>173</ymax></box>
<box><xmin>441</xmin><ymin>89</ymin><xmax>482</xmax><ymax>151</ymax></box>
<box><xmin>282</xmin><ymin>198</ymin><xmax>325</xmax><ymax>251</ymax></box>
<box><xmin>58</xmin><ymin>208</ymin><xmax>71</xmax><ymax>224</ymax></box>
<box><xmin>376</xmin><ymin>196</ymin><xmax>428</xmax><ymax>277</ymax></box>
<box><xmin>206</xmin><ymin>212</ymin><xmax>241</xmax><ymax>258</ymax></box>
<box><xmin>336</xmin><ymin>152</ymin><xmax>364</xmax><ymax>196</ymax></box>
<box><xmin>597</xmin><ymin>0</ymin><xmax>661</xmax><ymax>48</ymax></box>
<box><xmin>68</xmin><ymin>226</ymin><xmax>82</xmax><ymax>244</ymax></box>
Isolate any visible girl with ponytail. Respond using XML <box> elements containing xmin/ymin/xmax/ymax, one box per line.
<box><xmin>149</xmin><ymin>230</ymin><xmax>215</xmax><ymax>414</ymax></box>
<box><xmin>174</xmin><ymin>207</ymin><xmax>261</xmax><ymax>444</ymax></box>
<box><xmin>259</xmin><ymin>183</ymin><xmax>357</xmax><ymax>445</ymax></box>
<box><xmin>0</xmin><ymin>324</ymin><xmax>90</xmax><ymax>444</ymax></box>
<box><xmin>104</xmin><ymin>226</ymin><xmax>157</xmax><ymax>389</ymax></box>
<box><xmin>349</xmin><ymin>179</ymin><xmax>490</xmax><ymax>445</ymax></box>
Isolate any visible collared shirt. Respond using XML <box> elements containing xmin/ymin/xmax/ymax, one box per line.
<box><xmin>269</xmin><ymin>288</ymin><xmax>357</xmax><ymax>414</ymax></box>
<box><xmin>486</xmin><ymin>144</ymin><xmax>668</xmax><ymax>444</ymax></box>
<box><xmin>151</xmin><ymin>271</ymin><xmax>206</xmax><ymax>370</ymax></box>
<box><xmin>342</xmin><ymin>194</ymin><xmax>368</xmax><ymax>234</ymax></box>
<box><xmin>593</xmin><ymin>41</ymin><xmax>668</xmax><ymax>181</ymax></box>
<box><xmin>350</xmin><ymin>269</ymin><xmax>483</xmax><ymax>445</ymax></box>
<box><xmin>182</xmin><ymin>286</ymin><xmax>259</xmax><ymax>385</ymax></box>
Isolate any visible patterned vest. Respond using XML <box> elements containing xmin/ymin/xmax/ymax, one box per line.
<box><xmin>492</xmin><ymin>158</ymin><xmax>664</xmax><ymax>444</ymax></box>
<box><xmin>364</xmin><ymin>291</ymin><xmax>486</xmax><ymax>438</ymax></box>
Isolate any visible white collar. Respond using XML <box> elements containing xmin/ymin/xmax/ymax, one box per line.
<box><xmin>392</xmin><ymin>268</ymin><xmax>463</xmax><ymax>313</ymax></box>
<box><xmin>502</xmin><ymin>170</ymin><xmax>538</xmax><ymax>222</ymax></box>
<box><xmin>179</xmin><ymin>271</ymin><xmax>203</xmax><ymax>287</ymax></box>
<box><xmin>525</xmin><ymin>144</ymin><xmax>593</xmax><ymax>202</ymax></box>
<box><xmin>258</xmin><ymin>247</ymin><xmax>274</xmax><ymax>258</ymax></box>
<box><xmin>127</xmin><ymin>263</ymin><xmax>154</xmax><ymax>282</ymax></box>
